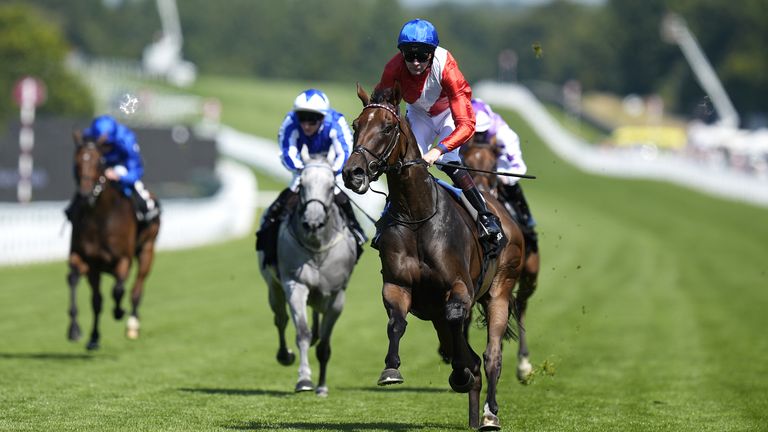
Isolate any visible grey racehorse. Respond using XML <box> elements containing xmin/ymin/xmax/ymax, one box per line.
<box><xmin>258</xmin><ymin>153</ymin><xmax>358</xmax><ymax>397</ymax></box>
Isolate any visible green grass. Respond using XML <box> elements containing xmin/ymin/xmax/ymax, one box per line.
<box><xmin>1</xmin><ymin>76</ymin><xmax>767</xmax><ymax>431</ymax></box>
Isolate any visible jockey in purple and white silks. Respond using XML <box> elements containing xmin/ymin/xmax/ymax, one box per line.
<box><xmin>65</xmin><ymin>115</ymin><xmax>159</xmax><ymax>223</ymax></box>
<box><xmin>257</xmin><ymin>89</ymin><xmax>366</xmax><ymax>265</ymax></box>
<box><xmin>471</xmin><ymin>98</ymin><xmax>538</xmax><ymax>252</ymax></box>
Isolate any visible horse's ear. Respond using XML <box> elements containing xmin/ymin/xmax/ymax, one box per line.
<box><xmin>392</xmin><ymin>81</ymin><xmax>402</xmax><ymax>106</ymax></box>
<box><xmin>356</xmin><ymin>82</ymin><xmax>370</xmax><ymax>106</ymax></box>
<box><xmin>73</xmin><ymin>130</ymin><xmax>83</xmax><ymax>146</ymax></box>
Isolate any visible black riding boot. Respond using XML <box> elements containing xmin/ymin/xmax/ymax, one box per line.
<box><xmin>502</xmin><ymin>183</ymin><xmax>538</xmax><ymax>253</ymax></box>
<box><xmin>440</xmin><ymin>162</ymin><xmax>504</xmax><ymax>254</ymax></box>
<box><xmin>334</xmin><ymin>193</ymin><xmax>367</xmax><ymax>261</ymax></box>
<box><xmin>256</xmin><ymin>188</ymin><xmax>299</xmax><ymax>265</ymax></box>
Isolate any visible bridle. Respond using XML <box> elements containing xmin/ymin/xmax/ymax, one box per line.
<box><xmin>76</xmin><ymin>143</ymin><xmax>108</xmax><ymax>206</ymax></box>
<box><xmin>351</xmin><ymin>102</ymin><xmax>438</xmax><ymax>225</ymax></box>
<box><xmin>350</xmin><ymin>103</ymin><xmax>424</xmax><ymax>181</ymax></box>
<box><xmin>299</xmin><ymin>162</ymin><xmax>335</xmax><ymax>213</ymax></box>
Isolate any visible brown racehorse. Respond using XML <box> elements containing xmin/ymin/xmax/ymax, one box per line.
<box><xmin>67</xmin><ymin>132</ymin><xmax>160</xmax><ymax>350</ymax></box>
<box><xmin>461</xmin><ymin>139</ymin><xmax>541</xmax><ymax>383</ymax></box>
<box><xmin>342</xmin><ymin>84</ymin><xmax>525</xmax><ymax>431</ymax></box>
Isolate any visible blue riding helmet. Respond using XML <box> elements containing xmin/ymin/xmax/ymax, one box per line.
<box><xmin>85</xmin><ymin>115</ymin><xmax>119</xmax><ymax>141</ymax></box>
<box><xmin>397</xmin><ymin>19</ymin><xmax>439</xmax><ymax>49</ymax></box>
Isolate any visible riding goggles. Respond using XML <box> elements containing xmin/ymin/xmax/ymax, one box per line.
<box><xmin>296</xmin><ymin>111</ymin><xmax>324</xmax><ymax>125</ymax></box>
<box><xmin>401</xmin><ymin>50</ymin><xmax>432</xmax><ymax>63</ymax></box>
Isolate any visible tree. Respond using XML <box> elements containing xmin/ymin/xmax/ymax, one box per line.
<box><xmin>0</xmin><ymin>3</ymin><xmax>93</xmax><ymax>128</ymax></box>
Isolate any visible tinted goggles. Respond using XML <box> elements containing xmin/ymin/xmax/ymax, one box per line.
<box><xmin>296</xmin><ymin>111</ymin><xmax>324</xmax><ymax>124</ymax></box>
<box><xmin>401</xmin><ymin>50</ymin><xmax>432</xmax><ymax>63</ymax></box>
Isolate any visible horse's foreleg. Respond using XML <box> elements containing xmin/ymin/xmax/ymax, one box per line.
<box><xmin>378</xmin><ymin>282</ymin><xmax>411</xmax><ymax>386</ymax></box>
<box><xmin>86</xmin><ymin>271</ymin><xmax>103</xmax><ymax>351</ymax></box>
<box><xmin>446</xmin><ymin>282</ymin><xmax>474</xmax><ymax>393</ymax></box>
<box><xmin>285</xmin><ymin>281</ymin><xmax>314</xmax><ymax>392</ymax></box>
<box><xmin>111</xmin><ymin>257</ymin><xmax>130</xmax><ymax>320</ymax></box>
<box><xmin>315</xmin><ymin>290</ymin><xmax>345</xmax><ymax>397</ymax></box>
<box><xmin>268</xmin><ymin>279</ymin><xmax>294</xmax><ymax>366</ymax></box>
<box><xmin>127</xmin><ymin>241</ymin><xmax>156</xmax><ymax>340</ymax></box>
<box><xmin>516</xmin><ymin>251</ymin><xmax>540</xmax><ymax>383</ymax></box>
<box><xmin>66</xmin><ymin>255</ymin><xmax>86</xmax><ymax>342</ymax></box>
<box><xmin>481</xmin><ymin>293</ymin><xmax>511</xmax><ymax>431</ymax></box>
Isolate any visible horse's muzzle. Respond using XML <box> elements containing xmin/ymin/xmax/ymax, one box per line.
<box><xmin>342</xmin><ymin>166</ymin><xmax>369</xmax><ymax>194</ymax></box>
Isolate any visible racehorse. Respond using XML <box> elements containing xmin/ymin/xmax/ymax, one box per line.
<box><xmin>258</xmin><ymin>152</ymin><xmax>358</xmax><ymax>397</ymax></box>
<box><xmin>342</xmin><ymin>83</ymin><xmax>525</xmax><ymax>430</ymax></box>
<box><xmin>461</xmin><ymin>139</ymin><xmax>541</xmax><ymax>383</ymax></box>
<box><xmin>67</xmin><ymin>131</ymin><xmax>160</xmax><ymax>350</ymax></box>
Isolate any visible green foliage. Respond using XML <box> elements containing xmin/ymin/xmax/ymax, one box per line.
<box><xmin>0</xmin><ymin>3</ymin><xmax>93</xmax><ymax>127</ymax></box>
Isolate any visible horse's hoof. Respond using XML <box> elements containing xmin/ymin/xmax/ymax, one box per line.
<box><xmin>517</xmin><ymin>356</ymin><xmax>533</xmax><ymax>384</ymax></box>
<box><xmin>295</xmin><ymin>379</ymin><xmax>314</xmax><ymax>392</ymax></box>
<box><xmin>86</xmin><ymin>340</ymin><xmax>100</xmax><ymax>351</ymax></box>
<box><xmin>479</xmin><ymin>413</ymin><xmax>501</xmax><ymax>431</ymax></box>
<box><xmin>126</xmin><ymin>316</ymin><xmax>140</xmax><ymax>340</ymax></box>
<box><xmin>113</xmin><ymin>308</ymin><xmax>125</xmax><ymax>320</ymax></box>
<box><xmin>377</xmin><ymin>368</ymin><xmax>404</xmax><ymax>386</ymax></box>
<box><xmin>276</xmin><ymin>349</ymin><xmax>295</xmax><ymax>366</ymax></box>
<box><xmin>68</xmin><ymin>324</ymin><xmax>81</xmax><ymax>341</ymax></box>
<box><xmin>448</xmin><ymin>368</ymin><xmax>475</xmax><ymax>393</ymax></box>
<box><xmin>315</xmin><ymin>386</ymin><xmax>328</xmax><ymax>397</ymax></box>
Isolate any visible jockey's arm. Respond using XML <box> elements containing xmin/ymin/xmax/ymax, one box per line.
<box><xmin>330</xmin><ymin>115</ymin><xmax>353</xmax><ymax>174</ymax></box>
<box><xmin>434</xmin><ymin>54</ymin><xmax>475</xmax><ymax>154</ymax></box>
<box><xmin>278</xmin><ymin>116</ymin><xmax>304</xmax><ymax>172</ymax></box>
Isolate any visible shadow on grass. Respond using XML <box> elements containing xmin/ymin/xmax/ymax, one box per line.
<box><xmin>338</xmin><ymin>386</ymin><xmax>450</xmax><ymax>394</ymax></box>
<box><xmin>179</xmin><ymin>388</ymin><xmax>292</xmax><ymax>397</ymax></box>
<box><xmin>223</xmin><ymin>421</ymin><xmax>463</xmax><ymax>431</ymax></box>
<box><xmin>0</xmin><ymin>352</ymin><xmax>98</xmax><ymax>361</ymax></box>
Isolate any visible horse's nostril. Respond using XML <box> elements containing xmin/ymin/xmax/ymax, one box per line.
<box><xmin>352</xmin><ymin>167</ymin><xmax>365</xmax><ymax>178</ymax></box>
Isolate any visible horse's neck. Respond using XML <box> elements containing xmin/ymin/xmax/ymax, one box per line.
<box><xmin>385</xmin><ymin>135</ymin><xmax>437</xmax><ymax>220</ymax></box>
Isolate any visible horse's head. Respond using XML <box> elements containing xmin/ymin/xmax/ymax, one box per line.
<box><xmin>72</xmin><ymin>131</ymin><xmax>108</xmax><ymax>201</ymax></box>
<box><xmin>298</xmin><ymin>150</ymin><xmax>337</xmax><ymax>233</ymax></box>
<box><xmin>461</xmin><ymin>137</ymin><xmax>501</xmax><ymax>193</ymax></box>
<box><xmin>343</xmin><ymin>83</ymin><xmax>411</xmax><ymax>194</ymax></box>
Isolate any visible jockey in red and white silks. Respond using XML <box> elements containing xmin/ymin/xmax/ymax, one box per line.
<box><xmin>375</xmin><ymin>46</ymin><xmax>474</xmax><ymax>165</ymax></box>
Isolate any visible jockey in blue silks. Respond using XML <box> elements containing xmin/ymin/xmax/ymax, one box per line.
<box><xmin>256</xmin><ymin>89</ymin><xmax>367</xmax><ymax>265</ymax></box>
<box><xmin>65</xmin><ymin>115</ymin><xmax>159</xmax><ymax>223</ymax></box>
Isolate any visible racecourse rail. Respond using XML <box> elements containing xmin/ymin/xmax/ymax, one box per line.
<box><xmin>3</xmin><ymin>81</ymin><xmax>765</xmax><ymax>266</ymax></box>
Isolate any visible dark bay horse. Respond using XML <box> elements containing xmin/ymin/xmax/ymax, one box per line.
<box><xmin>258</xmin><ymin>153</ymin><xmax>357</xmax><ymax>397</ymax></box>
<box><xmin>67</xmin><ymin>132</ymin><xmax>160</xmax><ymax>350</ymax></box>
<box><xmin>342</xmin><ymin>84</ymin><xmax>525</xmax><ymax>430</ymax></box>
<box><xmin>461</xmin><ymin>139</ymin><xmax>541</xmax><ymax>383</ymax></box>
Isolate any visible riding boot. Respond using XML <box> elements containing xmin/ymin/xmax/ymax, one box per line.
<box><xmin>133</xmin><ymin>181</ymin><xmax>159</xmax><ymax>223</ymax></box>
<box><xmin>441</xmin><ymin>162</ymin><xmax>505</xmax><ymax>255</ymax></box>
<box><xmin>256</xmin><ymin>188</ymin><xmax>299</xmax><ymax>266</ymax></box>
<box><xmin>502</xmin><ymin>183</ymin><xmax>538</xmax><ymax>253</ymax></box>
<box><xmin>334</xmin><ymin>193</ymin><xmax>368</xmax><ymax>261</ymax></box>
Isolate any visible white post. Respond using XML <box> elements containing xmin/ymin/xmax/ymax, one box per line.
<box><xmin>17</xmin><ymin>77</ymin><xmax>38</xmax><ymax>203</ymax></box>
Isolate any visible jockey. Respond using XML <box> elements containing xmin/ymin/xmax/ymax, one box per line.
<box><xmin>64</xmin><ymin>115</ymin><xmax>159</xmax><ymax>223</ymax></box>
<box><xmin>374</xmin><ymin>18</ymin><xmax>504</xmax><ymax>252</ymax></box>
<box><xmin>256</xmin><ymin>88</ymin><xmax>367</xmax><ymax>265</ymax></box>
<box><xmin>471</xmin><ymin>98</ymin><xmax>538</xmax><ymax>252</ymax></box>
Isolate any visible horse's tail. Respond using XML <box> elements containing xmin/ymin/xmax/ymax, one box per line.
<box><xmin>474</xmin><ymin>298</ymin><xmax>520</xmax><ymax>342</ymax></box>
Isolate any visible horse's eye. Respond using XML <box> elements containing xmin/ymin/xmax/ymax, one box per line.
<box><xmin>382</xmin><ymin>124</ymin><xmax>394</xmax><ymax>134</ymax></box>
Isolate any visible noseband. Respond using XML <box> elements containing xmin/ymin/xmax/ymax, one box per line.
<box><xmin>76</xmin><ymin>146</ymin><xmax>108</xmax><ymax>205</ymax></box>
<box><xmin>351</xmin><ymin>103</ymin><xmax>423</xmax><ymax>180</ymax></box>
